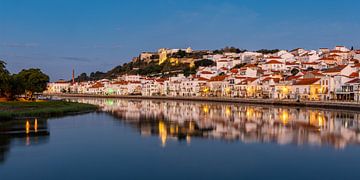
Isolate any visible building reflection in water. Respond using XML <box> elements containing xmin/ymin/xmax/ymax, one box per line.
<box><xmin>0</xmin><ymin>118</ymin><xmax>50</xmax><ymax>163</ymax></box>
<box><xmin>70</xmin><ymin>98</ymin><xmax>360</xmax><ymax>149</ymax></box>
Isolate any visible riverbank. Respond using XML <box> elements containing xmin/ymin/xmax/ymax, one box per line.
<box><xmin>47</xmin><ymin>93</ymin><xmax>360</xmax><ymax>111</ymax></box>
<box><xmin>0</xmin><ymin>101</ymin><xmax>98</xmax><ymax>120</ymax></box>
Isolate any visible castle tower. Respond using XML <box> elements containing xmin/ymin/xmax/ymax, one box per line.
<box><xmin>158</xmin><ymin>48</ymin><xmax>168</xmax><ymax>65</ymax></box>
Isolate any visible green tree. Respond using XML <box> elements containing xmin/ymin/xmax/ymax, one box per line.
<box><xmin>194</xmin><ymin>59</ymin><xmax>215</xmax><ymax>67</ymax></box>
<box><xmin>76</xmin><ymin>73</ymin><xmax>89</xmax><ymax>82</ymax></box>
<box><xmin>0</xmin><ymin>60</ymin><xmax>12</xmax><ymax>98</ymax></box>
<box><xmin>173</xmin><ymin>50</ymin><xmax>187</xmax><ymax>58</ymax></box>
<box><xmin>14</xmin><ymin>68</ymin><xmax>49</xmax><ymax>98</ymax></box>
<box><xmin>256</xmin><ymin>49</ymin><xmax>280</xmax><ymax>54</ymax></box>
<box><xmin>291</xmin><ymin>68</ymin><xmax>300</xmax><ymax>76</ymax></box>
<box><xmin>213</xmin><ymin>47</ymin><xmax>246</xmax><ymax>54</ymax></box>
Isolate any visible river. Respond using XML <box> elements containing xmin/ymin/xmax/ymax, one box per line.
<box><xmin>1</xmin><ymin>97</ymin><xmax>360</xmax><ymax>179</ymax></box>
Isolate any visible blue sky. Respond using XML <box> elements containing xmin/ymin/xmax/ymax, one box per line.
<box><xmin>1</xmin><ymin>0</ymin><xmax>360</xmax><ymax>80</ymax></box>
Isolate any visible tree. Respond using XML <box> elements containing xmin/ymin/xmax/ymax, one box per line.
<box><xmin>291</xmin><ymin>68</ymin><xmax>300</xmax><ymax>76</ymax></box>
<box><xmin>213</xmin><ymin>49</ymin><xmax>223</xmax><ymax>54</ymax></box>
<box><xmin>256</xmin><ymin>49</ymin><xmax>280</xmax><ymax>54</ymax></box>
<box><xmin>183</xmin><ymin>68</ymin><xmax>196</xmax><ymax>77</ymax></box>
<box><xmin>0</xmin><ymin>60</ymin><xmax>12</xmax><ymax>98</ymax></box>
<box><xmin>194</xmin><ymin>59</ymin><xmax>215</xmax><ymax>67</ymax></box>
<box><xmin>232</xmin><ymin>63</ymin><xmax>247</xmax><ymax>69</ymax></box>
<box><xmin>174</xmin><ymin>50</ymin><xmax>186</xmax><ymax>58</ymax></box>
<box><xmin>213</xmin><ymin>46</ymin><xmax>246</xmax><ymax>54</ymax></box>
<box><xmin>306</xmin><ymin>67</ymin><xmax>314</xmax><ymax>71</ymax></box>
<box><xmin>14</xmin><ymin>68</ymin><xmax>49</xmax><ymax>98</ymax></box>
<box><xmin>76</xmin><ymin>73</ymin><xmax>89</xmax><ymax>82</ymax></box>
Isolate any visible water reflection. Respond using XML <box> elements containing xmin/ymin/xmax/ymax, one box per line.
<box><xmin>70</xmin><ymin>98</ymin><xmax>360</xmax><ymax>149</ymax></box>
<box><xmin>0</xmin><ymin>119</ymin><xmax>49</xmax><ymax>163</ymax></box>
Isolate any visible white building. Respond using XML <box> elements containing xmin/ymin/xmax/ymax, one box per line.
<box><xmin>46</xmin><ymin>80</ymin><xmax>71</xmax><ymax>93</ymax></box>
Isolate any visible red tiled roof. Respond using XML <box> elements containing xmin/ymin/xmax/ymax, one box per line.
<box><xmin>90</xmin><ymin>83</ymin><xmax>104</xmax><ymax>88</ymax></box>
<box><xmin>330</xmin><ymin>50</ymin><xmax>349</xmax><ymax>53</ymax></box>
<box><xmin>302</xmin><ymin>62</ymin><xmax>318</xmax><ymax>65</ymax></box>
<box><xmin>293</xmin><ymin>78</ymin><xmax>320</xmax><ymax>85</ymax></box>
<box><xmin>304</xmin><ymin>71</ymin><xmax>325</xmax><ymax>76</ymax></box>
<box><xmin>352</xmin><ymin>63</ymin><xmax>360</xmax><ymax>68</ymax></box>
<box><xmin>346</xmin><ymin>78</ymin><xmax>360</xmax><ymax>84</ymax></box>
<box><xmin>246</xmin><ymin>77</ymin><xmax>258</xmax><ymax>83</ymax></box>
<box><xmin>197</xmin><ymin>77</ymin><xmax>209</xmax><ymax>81</ymax></box>
<box><xmin>349</xmin><ymin>72</ymin><xmax>359</xmax><ymax>78</ymax></box>
<box><xmin>209</xmin><ymin>75</ymin><xmax>228</xmax><ymax>82</ymax></box>
<box><xmin>323</xmin><ymin>65</ymin><xmax>347</xmax><ymax>73</ymax></box>
<box><xmin>286</xmin><ymin>75</ymin><xmax>302</xmax><ymax>81</ymax></box>
<box><xmin>286</xmin><ymin>62</ymin><xmax>298</xmax><ymax>65</ymax></box>
<box><xmin>263</xmin><ymin>77</ymin><xmax>280</xmax><ymax>83</ymax></box>
<box><xmin>155</xmin><ymin>79</ymin><xmax>166</xmax><ymax>83</ymax></box>
<box><xmin>230</xmin><ymin>69</ymin><xmax>239</xmax><ymax>74</ymax></box>
<box><xmin>265</xmin><ymin>60</ymin><xmax>283</xmax><ymax>64</ymax></box>
<box><xmin>129</xmin><ymin>81</ymin><xmax>141</xmax><ymax>84</ymax></box>
<box><xmin>238</xmin><ymin>78</ymin><xmax>258</xmax><ymax>85</ymax></box>
<box><xmin>235</xmin><ymin>76</ymin><xmax>247</xmax><ymax>79</ymax></box>
<box><xmin>243</xmin><ymin>64</ymin><xmax>257</xmax><ymax>68</ymax></box>
<box><xmin>112</xmin><ymin>81</ymin><xmax>128</xmax><ymax>85</ymax></box>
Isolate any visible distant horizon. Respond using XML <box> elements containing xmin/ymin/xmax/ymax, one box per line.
<box><xmin>1</xmin><ymin>0</ymin><xmax>359</xmax><ymax>80</ymax></box>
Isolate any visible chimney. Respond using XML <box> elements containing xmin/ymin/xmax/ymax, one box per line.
<box><xmin>72</xmin><ymin>69</ymin><xmax>75</xmax><ymax>84</ymax></box>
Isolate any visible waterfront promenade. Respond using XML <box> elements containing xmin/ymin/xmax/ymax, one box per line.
<box><xmin>46</xmin><ymin>93</ymin><xmax>360</xmax><ymax>111</ymax></box>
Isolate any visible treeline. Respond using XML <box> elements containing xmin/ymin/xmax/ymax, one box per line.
<box><xmin>0</xmin><ymin>60</ymin><xmax>49</xmax><ymax>99</ymax></box>
<box><xmin>75</xmin><ymin>59</ymin><xmax>217</xmax><ymax>81</ymax></box>
<box><xmin>213</xmin><ymin>46</ymin><xmax>247</xmax><ymax>54</ymax></box>
<box><xmin>75</xmin><ymin>71</ymin><xmax>106</xmax><ymax>82</ymax></box>
<box><xmin>255</xmin><ymin>49</ymin><xmax>280</xmax><ymax>54</ymax></box>
<box><xmin>213</xmin><ymin>47</ymin><xmax>280</xmax><ymax>54</ymax></box>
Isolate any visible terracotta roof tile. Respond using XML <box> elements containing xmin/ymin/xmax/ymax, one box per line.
<box><xmin>349</xmin><ymin>72</ymin><xmax>359</xmax><ymax>78</ymax></box>
<box><xmin>323</xmin><ymin>65</ymin><xmax>346</xmax><ymax>73</ymax></box>
<box><xmin>90</xmin><ymin>83</ymin><xmax>104</xmax><ymax>88</ymax></box>
<box><xmin>293</xmin><ymin>78</ymin><xmax>320</xmax><ymax>85</ymax></box>
<box><xmin>346</xmin><ymin>78</ymin><xmax>360</xmax><ymax>84</ymax></box>
<box><xmin>209</xmin><ymin>75</ymin><xmax>228</xmax><ymax>82</ymax></box>
<box><xmin>265</xmin><ymin>60</ymin><xmax>283</xmax><ymax>64</ymax></box>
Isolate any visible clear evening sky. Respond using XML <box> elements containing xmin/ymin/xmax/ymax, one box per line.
<box><xmin>1</xmin><ymin>0</ymin><xmax>359</xmax><ymax>81</ymax></box>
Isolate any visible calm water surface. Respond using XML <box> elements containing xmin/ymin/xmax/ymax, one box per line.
<box><xmin>1</xmin><ymin>98</ymin><xmax>360</xmax><ymax>180</ymax></box>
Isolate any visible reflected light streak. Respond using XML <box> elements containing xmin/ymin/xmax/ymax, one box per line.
<box><xmin>159</xmin><ymin>121</ymin><xmax>167</xmax><ymax>147</ymax></box>
<box><xmin>186</xmin><ymin>135</ymin><xmax>191</xmax><ymax>145</ymax></box>
<box><xmin>280</xmin><ymin>110</ymin><xmax>289</xmax><ymax>125</ymax></box>
<box><xmin>203</xmin><ymin>105</ymin><xmax>209</xmax><ymax>114</ymax></box>
<box><xmin>26</xmin><ymin>120</ymin><xmax>30</xmax><ymax>134</ymax></box>
<box><xmin>34</xmin><ymin>118</ymin><xmax>38</xmax><ymax>133</ymax></box>
<box><xmin>225</xmin><ymin>107</ymin><xmax>231</xmax><ymax>116</ymax></box>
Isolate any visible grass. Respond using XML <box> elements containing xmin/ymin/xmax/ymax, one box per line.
<box><xmin>0</xmin><ymin>101</ymin><xmax>98</xmax><ymax>120</ymax></box>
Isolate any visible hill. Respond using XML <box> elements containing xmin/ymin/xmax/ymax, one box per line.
<box><xmin>74</xmin><ymin>58</ymin><xmax>216</xmax><ymax>82</ymax></box>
